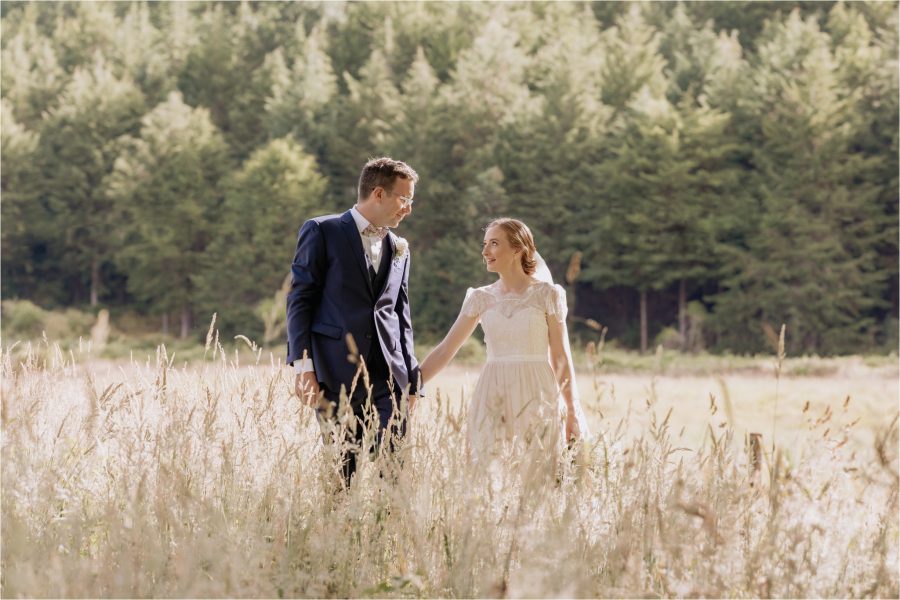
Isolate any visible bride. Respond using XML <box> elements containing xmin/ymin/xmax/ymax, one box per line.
<box><xmin>419</xmin><ymin>218</ymin><xmax>589</xmax><ymax>462</ymax></box>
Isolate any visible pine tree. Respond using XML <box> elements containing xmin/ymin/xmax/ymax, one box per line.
<box><xmin>1</xmin><ymin>4</ymin><xmax>67</xmax><ymax>126</ymax></box>
<box><xmin>572</xmin><ymin>6</ymin><xmax>674</xmax><ymax>352</ymax></box>
<box><xmin>712</xmin><ymin>10</ymin><xmax>888</xmax><ymax>353</ymax></box>
<box><xmin>263</xmin><ymin>22</ymin><xmax>340</xmax><ymax>201</ymax></box>
<box><xmin>827</xmin><ymin>2</ymin><xmax>899</xmax><ymax>346</ymax></box>
<box><xmin>0</xmin><ymin>100</ymin><xmax>43</xmax><ymax>301</ymax></box>
<box><xmin>194</xmin><ymin>138</ymin><xmax>329</xmax><ymax>339</ymax></box>
<box><xmin>37</xmin><ymin>57</ymin><xmax>146</xmax><ymax>306</ymax></box>
<box><xmin>106</xmin><ymin>92</ymin><xmax>230</xmax><ymax>338</ymax></box>
<box><xmin>323</xmin><ymin>48</ymin><xmax>404</xmax><ymax>201</ymax></box>
<box><xmin>108</xmin><ymin>2</ymin><xmax>171</xmax><ymax>105</ymax></box>
<box><xmin>597</xmin><ymin>4</ymin><xmax>668</xmax><ymax>113</ymax></box>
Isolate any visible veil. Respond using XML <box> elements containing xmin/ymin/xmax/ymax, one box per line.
<box><xmin>533</xmin><ymin>253</ymin><xmax>591</xmax><ymax>442</ymax></box>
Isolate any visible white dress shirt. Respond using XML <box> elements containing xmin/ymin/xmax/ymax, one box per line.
<box><xmin>294</xmin><ymin>207</ymin><xmax>386</xmax><ymax>375</ymax></box>
<box><xmin>350</xmin><ymin>205</ymin><xmax>386</xmax><ymax>273</ymax></box>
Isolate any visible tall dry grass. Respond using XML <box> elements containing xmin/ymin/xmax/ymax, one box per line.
<box><xmin>1</xmin><ymin>338</ymin><xmax>897</xmax><ymax>598</ymax></box>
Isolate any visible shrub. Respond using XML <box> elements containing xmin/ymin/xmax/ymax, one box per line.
<box><xmin>1</xmin><ymin>300</ymin><xmax>46</xmax><ymax>339</ymax></box>
<box><xmin>1</xmin><ymin>300</ymin><xmax>95</xmax><ymax>342</ymax></box>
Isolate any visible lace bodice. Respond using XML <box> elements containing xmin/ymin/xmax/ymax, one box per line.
<box><xmin>461</xmin><ymin>280</ymin><xmax>567</xmax><ymax>360</ymax></box>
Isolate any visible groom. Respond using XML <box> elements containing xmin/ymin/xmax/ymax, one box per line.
<box><xmin>286</xmin><ymin>157</ymin><xmax>421</xmax><ymax>485</ymax></box>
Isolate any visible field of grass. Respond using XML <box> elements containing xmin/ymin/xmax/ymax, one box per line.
<box><xmin>2</xmin><ymin>339</ymin><xmax>898</xmax><ymax>597</ymax></box>
<box><xmin>430</xmin><ymin>363</ymin><xmax>898</xmax><ymax>457</ymax></box>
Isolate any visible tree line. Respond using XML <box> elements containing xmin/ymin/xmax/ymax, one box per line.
<box><xmin>2</xmin><ymin>1</ymin><xmax>897</xmax><ymax>355</ymax></box>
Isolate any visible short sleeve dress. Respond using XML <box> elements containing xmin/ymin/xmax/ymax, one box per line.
<box><xmin>460</xmin><ymin>280</ymin><xmax>582</xmax><ymax>461</ymax></box>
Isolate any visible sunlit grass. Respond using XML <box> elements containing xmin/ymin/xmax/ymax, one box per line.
<box><xmin>2</xmin><ymin>339</ymin><xmax>897</xmax><ymax>598</ymax></box>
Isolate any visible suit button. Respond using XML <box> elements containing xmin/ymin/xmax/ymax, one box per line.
<box><xmin>365</xmin><ymin>333</ymin><xmax>373</xmax><ymax>339</ymax></box>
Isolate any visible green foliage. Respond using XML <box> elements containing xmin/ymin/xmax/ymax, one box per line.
<box><xmin>411</xmin><ymin>236</ymin><xmax>490</xmax><ymax>342</ymax></box>
<box><xmin>1</xmin><ymin>1</ymin><xmax>896</xmax><ymax>354</ymax></box>
<box><xmin>37</xmin><ymin>58</ymin><xmax>146</xmax><ymax>306</ymax></box>
<box><xmin>711</xmin><ymin>9</ymin><xmax>891</xmax><ymax>354</ymax></box>
<box><xmin>1</xmin><ymin>99</ymin><xmax>42</xmax><ymax>301</ymax></box>
<box><xmin>195</xmin><ymin>137</ymin><xmax>329</xmax><ymax>339</ymax></box>
<box><xmin>106</xmin><ymin>92</ymin><xmax>230</xmax><ymax>337</ymax></box>
<box><xmin>1</xmin><ymin>299</ymin><xmax>94</xmax><ymax>341</ymax></box>
<box><xmin>0</xmin><ymin>299</ymin><xmax>46</xmax><ymax>339</ymax></box>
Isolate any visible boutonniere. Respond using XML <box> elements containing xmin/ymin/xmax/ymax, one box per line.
<box><xmin>392</xmin><ymin>236</ymin><xmax>409</xmax><ymax>263</ymax></box>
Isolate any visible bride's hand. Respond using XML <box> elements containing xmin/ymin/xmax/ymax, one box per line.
<box><xmin>565</xmin><ymin>409</ymin><xmax>578</xmax><ymax>443</ymax></box>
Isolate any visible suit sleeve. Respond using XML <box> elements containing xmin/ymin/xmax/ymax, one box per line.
<box><xmin>396</xmin><ymin>253</ymin><xmax>421</xmax><ymax>395</ymax></box>
<box><xmin>285</xmin><ymin>220</ymin><xmax>325</xmax><ymax>366</ymax></box>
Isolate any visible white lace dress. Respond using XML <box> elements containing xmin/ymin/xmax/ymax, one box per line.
<box><xmin>461</xmin><ymin>280</ymin><xmax>589</xmax><ymax>462</ymax></box>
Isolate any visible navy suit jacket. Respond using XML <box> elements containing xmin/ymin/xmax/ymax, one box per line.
<box><xmin>285</xmin><ymin>210</ymin><xmax>420</xmax><ymax>396</ymax></box>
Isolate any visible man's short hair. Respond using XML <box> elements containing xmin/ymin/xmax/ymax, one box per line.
<box><xmin>358</xmin><ymin>157</ymin><xmax>419</xmax><ymax>200</ymax></box>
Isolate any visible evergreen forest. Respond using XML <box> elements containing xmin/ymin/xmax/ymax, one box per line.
<box><xmin>2</xmin><ymin>1</ymin><xmax>897</xmax><ymax>355</ymax></box>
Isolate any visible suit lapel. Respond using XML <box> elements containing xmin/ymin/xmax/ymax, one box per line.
<box><xmin>373</xmin><ymin>236</ymin><xmax>394</xmax><ymax>297</ymax></box>
<box><xmin>340</xmin><ymin>211</ymin><xmax>374</xmax><ymax>297</ymax></box>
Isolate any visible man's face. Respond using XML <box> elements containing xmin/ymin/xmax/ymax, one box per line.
<box><xmin>377</xmin><ymin>178</ymin><xmax>415</xmax><ymax>228</ymax></box>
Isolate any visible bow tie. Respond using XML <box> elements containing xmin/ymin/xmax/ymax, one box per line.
<box><xmin>361</xmin><ymin>224</ymin><xmax>389</xmax><ymax>240</ymax></box>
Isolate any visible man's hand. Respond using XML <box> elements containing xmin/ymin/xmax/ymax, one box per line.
<box><xmin>295</xmin><ymin>372</ymin><xmax>320</xmax><ymax>408</ymax></box>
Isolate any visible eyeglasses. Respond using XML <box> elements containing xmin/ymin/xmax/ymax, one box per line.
<box><xmin>380</xmin><ymin>186</ymin><xmax>415</xmax><ymax>209</ymax></box>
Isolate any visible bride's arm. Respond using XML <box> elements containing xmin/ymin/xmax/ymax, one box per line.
<box><xmin>419</xmin><ymin>312</ymin><xmax>479</xmax><ymax>384</ymax></box>
<box><xmin>547</xmin><ymin>318</ymin><xmax>576</xmax><ymax>409</ymax></box>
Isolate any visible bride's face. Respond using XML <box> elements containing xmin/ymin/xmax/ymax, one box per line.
<box><xmin>482</xmin><ymin>226</ymin><xmax>520</xmax><ymax>273</ymax></box>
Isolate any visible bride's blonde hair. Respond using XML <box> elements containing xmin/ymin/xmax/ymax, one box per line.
<box><xmin>486</xmin><ymin>218</ymin><xmax>537</xmax><ymax>275</ymax></box>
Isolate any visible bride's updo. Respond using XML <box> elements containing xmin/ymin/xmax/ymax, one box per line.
<box><xmin>486</xmin><ymin>218</ymin><xmax>537</xmax><ymax>275</ymax></box>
